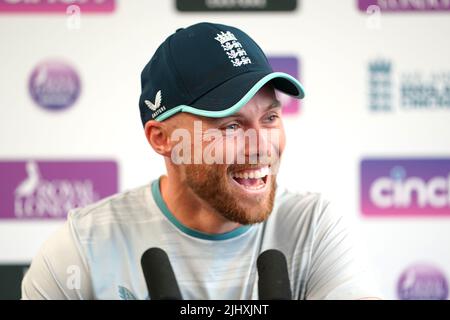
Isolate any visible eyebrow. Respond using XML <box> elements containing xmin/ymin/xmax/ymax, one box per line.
<box><xmin>264</xmin><ymin>100</ymin><xmax>282</xmax><ymax>111</ymax></box>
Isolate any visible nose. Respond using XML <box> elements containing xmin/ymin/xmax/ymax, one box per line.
<box><xmin>243</xmin><ymin>126</ymin><xmax>277</xmax><ymax>164</ymax></box>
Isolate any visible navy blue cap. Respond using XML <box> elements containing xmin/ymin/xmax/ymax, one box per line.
<box><xmin>139</xmin><ymin>22</ymin><xmax>305</xmax><ymax>125</ymax></box>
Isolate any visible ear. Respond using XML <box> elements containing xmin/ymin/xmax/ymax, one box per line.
<box><xmin>144</xmin><ymin>120</ymin><xmax>172</xmax><ymax>157</ymax></box>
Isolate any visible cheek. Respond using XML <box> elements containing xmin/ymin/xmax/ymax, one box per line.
<box><xmin>278</xmin><ymin>130</ymin><xmax>286</xmax><ymax>155</ymax></box>
<box><xmin>267</xmin><ymin>126</ymin><xmax>286</xmax><ymax>158</ymax></box>
<box><xmin>274</xmin><ymin>119</ymin><xmax>286</xmax><ymax>152</ymax></box>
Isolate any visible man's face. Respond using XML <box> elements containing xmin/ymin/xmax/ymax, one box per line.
<box><xmin>170</xmin><ymin>85</ymin><xmax>286</xmax><ymax>225</ymax></box>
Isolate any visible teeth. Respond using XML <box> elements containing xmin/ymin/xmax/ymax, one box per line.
<box><xmin>231</xmin><ymin>166</ymin><xmax>270</xmax><ymax>179</ymax></box>
<box><xmin>244</xmin><ymin>184</ymin><xmax>264</xmax><ymax>190</ymax></box>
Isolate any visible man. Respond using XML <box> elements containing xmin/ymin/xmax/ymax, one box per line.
<box><xmin>22</xmin><ymin>22</ymin><xmax>378</xmax><ymax>300</ymax></box>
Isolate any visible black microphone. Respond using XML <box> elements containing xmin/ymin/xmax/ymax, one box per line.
<box><xmin>141</xmin><ymin>247</ymin><xmax>183</xmax><ymax>300</ymax></box>
<box><xmin>257</xmin><ymin>249</ymin><xmax>292</xmax><ymax>300</ymax></box>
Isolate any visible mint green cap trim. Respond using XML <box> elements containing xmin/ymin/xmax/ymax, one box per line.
<box><xmin>151</xmin><ymin>179</ymin><xmax>251</xmax><ymax>241</ymax></box>
<box><xmin>155</xmin><ymin>72</ymin><xmax>305</xmax><ymax>122</ymax></box>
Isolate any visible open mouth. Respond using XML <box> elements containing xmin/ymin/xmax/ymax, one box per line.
<box><xmin>230</xmin><ymin>165</ymin><xmax>270</xmax><ymax>191</ymax></box>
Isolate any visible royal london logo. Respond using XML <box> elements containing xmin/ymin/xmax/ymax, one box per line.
<box><xmin>145</xmin><ymin>90</ymin><xmax>166</xmax><ymax>119</ymax></box>
<box><xmin>215</xmin><ymin>31</ymin><xmax>252</xmax><ymax>67</ymax></box>
<box><xmin>0</xmin><ymin>160</ymin><xmax>118</xmax><ymax>220</ymax></box>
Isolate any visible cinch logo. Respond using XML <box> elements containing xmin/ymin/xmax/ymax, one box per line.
<box><xmin>0</xmin><ymin>0</ymin><xmax>115</xmax><ymax>13</ymax></box>
<box><xmin>360</xmin><ymin>158</ymin><xmax>450</xmax><ymax>217</ymax></box>
<box><xmin>398</xmin><ymin>264</ymin><xmax>448</xmax><ymax>300</ymax></box>
<box><xmin>358</xmin><ymin>0</ymin><xmax>450</xmax><ymax>12</ymax></box>
<box><xmin>268</xmin><ymin>56</ymin><xmax>301</xmax><ymax>115</ymax></box>
<box><xmin>0</xmin><ymin>160</ymin><xmax>118</xmax><ymax>219</ymax></box>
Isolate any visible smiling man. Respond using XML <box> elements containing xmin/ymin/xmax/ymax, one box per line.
<box><xmin>155</xmin><ymin>83</ymin><xmax>282</xmax><ymax>233</ymax></box>
<box><xmin>22</xmin><ymin>22</ymin><xmax>378</xmax><ymax>300</ymax></box>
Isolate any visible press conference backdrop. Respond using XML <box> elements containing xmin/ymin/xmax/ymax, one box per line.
<box><xmin>1</xmin><ymin>0</ymin><xmax>449</xmax><ymax>300</ymax></box>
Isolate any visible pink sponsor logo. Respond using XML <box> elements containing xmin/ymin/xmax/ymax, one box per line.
<box><xmin>29</xmin><ymin>60</ymin><xmax>81</xmax><ymax>111</ymax></box>
<box><xmin>361</xmin><ymin>158</ymin><xmax>450</xmax><ymax>217</ymax></box>
<box><xmin>398</xmin><ymin>264</ymin><xmax>448</xmax><ymax>300</ymax></box>
<box><xmin>0</xmin><ymin>0</ymin><xmax>115</xmax><ymax>13</ymax></box>
<box><xmin>0</xmin><ymin>160</ymin><xmax>118</xmax><ymax>219</ymax></box>
<box><xmin>358</xmin><ymin>0</ymin><xmax>450</xmax><ymax>12</ymax></box>
<box><xmin>268</xmin><ymin>56</ymin><xmax>302</xmax><ymax>116</ymax></box>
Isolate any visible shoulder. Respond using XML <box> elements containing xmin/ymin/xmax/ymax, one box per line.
<box><xmin>22</xmin><ymin>221</ymin><xmax>93</xmax><ymax>299</ymax></box>
<box><xmin>269</xmin><ymin>185</ymin><xmax>348</xmax><ymax>246</ymax></box>
<box><xmin>274</xmin><ymin>186</ymin><xmax>333</xmax><ymax>225</ymax></box>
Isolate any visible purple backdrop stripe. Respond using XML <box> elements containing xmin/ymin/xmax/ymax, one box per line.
<box><xmin>358</xmin><ymin>0</ymin><xmax>450</xmax><ymax>12</ymax></box>
<box><xmin>361</xmin><ymin>158</ymin><xmax>450</xmax><ymax>217</ymax></box>
<box><xmin>0</xmin><ymin>160</ymin><xmax>118</xmax><ymax>220</ymax></box>
<box><xmin>0</xmin><ymin>0</ymin><xmax>115</xmax><ymax>13</ymax></box>
<box><xmin>268</xmin><ymin>56</ymin><xmax>301</xmax><ymax>115</ymax></box>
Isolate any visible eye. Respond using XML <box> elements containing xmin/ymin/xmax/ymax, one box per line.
<box><xmin>224</xmin><ymin>123</ymin><xmax>239</xmax><ymax>131</ymax></box>
<box><xmin>265</xmin><ymin>113</ymin><xmax>279</xmax><ymax>123</ymax></box>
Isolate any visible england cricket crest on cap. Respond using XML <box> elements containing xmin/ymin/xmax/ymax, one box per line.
<box><xmin>215</xmin><ymin>31</ymin><xmax>252</xmax><ymax>67</ymax></box>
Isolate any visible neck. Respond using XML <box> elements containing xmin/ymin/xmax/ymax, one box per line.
<box><xmin>159</xmin><ymin>174</ymin><xmax>241</xmax><ymax>234</ymax></box>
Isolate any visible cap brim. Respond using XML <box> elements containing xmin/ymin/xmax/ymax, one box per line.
<box><xmin>155</xmin><ymin>71</ymin><xmax>305</xmax><ymax>121</ymax></box>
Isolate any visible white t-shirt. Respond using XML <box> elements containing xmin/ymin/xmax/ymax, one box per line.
<box><xmin>22</xmin><ymin>178</ymin><xmax>379</xmax><ymax>300</ymax></box>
